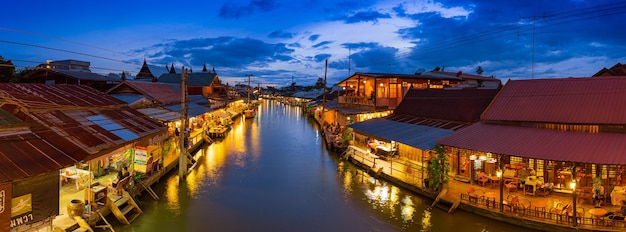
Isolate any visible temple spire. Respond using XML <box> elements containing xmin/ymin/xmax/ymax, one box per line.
<box><xmin>136</xmin><ymin>57</ymin><xmax>156</xmax><ymax>81</ymax></box>
<box><xmin>202</xmin><ymin>62</ymin><xmax>208</xmax><ymax>72</ymax></box>
<box><xmin>169</xmin><ymin>62</ymin><xmax>176</xmax><ymax>74</ymax></box>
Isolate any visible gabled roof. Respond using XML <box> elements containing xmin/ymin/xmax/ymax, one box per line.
<box><xmin>106</xmin><ymin>81</ymin><xmax>181</xmax><ymax>105</ymax></box>
<box><xmin>135</xmin><ymin>59</ymin><xmax>156</xmax><ymax>81</ymax></box>
<box><xmin>158</xmin><ymin>72</ymin><xmax>217</xmax><ymax>86</ymax></box>
<box><xmin>593</xmin><ymin>62</ymin><xmax>626</xmax><ymax>77</ymax></box>
<box><xmin>426</xmin><ymin>71</ymin><xmax>501</xmax><ymax>82</ymax></box>
<box><xmin>394</xmin><ymin>88</ymin><xmax>499</xmax><ymax>123</ymax></box>
<box><xmin>482</xmin><ymin>77</ymin><xmax>626</xmax><ymax>124</ymax></box>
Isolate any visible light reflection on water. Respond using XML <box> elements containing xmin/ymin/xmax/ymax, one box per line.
<box><xmin>121</xmin><ymin>100</ymin><xmax>528</xmax><ymax>232</ymax></box>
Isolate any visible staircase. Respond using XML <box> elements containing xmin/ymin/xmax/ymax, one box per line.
<box><xmin>107</xmin><ymin>191</ymin><xmax>142</xmax><ymax>225</ymax></box>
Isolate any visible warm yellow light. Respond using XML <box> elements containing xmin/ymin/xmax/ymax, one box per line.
<box><xmin>347</xmin><ymin>117</ymin><xmax>351</xmax><ymax>120</ymax></box>
<box><xmin>570</xmin><ymin>181</ymin><xmax>576</xmax><ymax>190</ymax></box>
<box><xmin>350</xmin><ymin>85</ymin><xmax>354</xmax><ymax>88</ymax></box>
<box><xmin>469</xmin><ymin>155</ymin><xmax>477</xmax><ymax>160</ymax></box>
<box><xmin>363</xmin><ymin>80</ymin><xmax>366</xmax><ymax>83</ymax></box>
<box><xmin>379</xmin><ymin>83</ymin><xmax>384</xmax><ymax>87</ymax></box>
<box><xmin>496</xmin><ymin>170</ymin><xmax>502</xmax><ymax>178</ymax></box>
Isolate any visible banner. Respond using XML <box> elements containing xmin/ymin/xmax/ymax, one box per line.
<box><xmin>11</xmin><ymin>171</ymin><xmax>59</xmax><ymax>229</ymax></box>
<box><xmin>0</xmin><ymin>182</ymin><xmax>11</xmax><ymax>232</ymax></box>
<box><xmin>135</xmin><ymin>146</ymin><xmax>148</xmax><ymax>173</ymax></box>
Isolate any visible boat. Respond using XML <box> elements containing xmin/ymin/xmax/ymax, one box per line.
<box><xmin>244</xmin><ymin>74</ymin><xmax>257</xmax><ymax>119</ymax></box>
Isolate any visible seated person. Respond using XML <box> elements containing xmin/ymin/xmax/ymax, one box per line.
<box><xmin>111</xmin><ymin>167</ymin><xmax>130</xmax><ymax>188</ymax></box>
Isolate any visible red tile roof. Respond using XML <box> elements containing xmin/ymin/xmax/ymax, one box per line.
<box><xmin>438</xmin><ymin>122</ymin><xmax>626</xmax><ymax>164</ymax></box>
<box><xmin>482</xmin><ymin>77</ymin><xmax>626</xmax><ymax>124</ymax></box>
<box><xmin>394</xmin><ymin>88</ymin><xmax>499</xmax><ymax>123</ymax></box>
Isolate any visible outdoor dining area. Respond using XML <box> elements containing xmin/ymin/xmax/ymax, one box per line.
<box><xmin>456</xmin><ymin>159</ymin><xmax>626</xmax><ymax>230</ymax></box>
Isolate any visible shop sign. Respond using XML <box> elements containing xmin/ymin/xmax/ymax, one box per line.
<box><xmin>10</xmin><ymin>194</ymin><xmax>32</xmax><ymax>228</ymax></box>
<box><xmin>135</xmin><ymin>146</ymin><xmax>148</xmax><ymax>173</ymax></box>
<box><xmin>0</xmin><ymin>183</ymin><xmax>11</xmax><ymax>231</ymax></box>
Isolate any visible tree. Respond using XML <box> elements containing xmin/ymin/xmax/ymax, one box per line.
<box><xmin>15</xmin><ymin>66</ymin><xmax>36</xmax><ymax>82</ymax></box>
<box><xmin>0</xmin><ymin>56</ymin><xmax>16</xmax><ymax>83</ymax></box>
<box><xmin>432</xmin><ymin>66</ymin><xmax>441</xmax><ymax>72</ymax></box>
<box><xmin>476</xmin><ymin>66</ymin><xmax>484</xmax><ymax>75</ymax></box>
<box><xmin>314</xmin><ymin>77</ymin><xmax>325</xmax><ymax>89</ymax></box>
<box><xmin>426</xmin><ymin>145</ymin><xmax>450</xmax><ymax>191</ymax></box>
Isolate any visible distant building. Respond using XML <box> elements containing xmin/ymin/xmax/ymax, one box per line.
<box><xmin>592</xmin><ymin>62</ymin><xmax>626</xmax><ymax>77</ymax></box>
<box><xmin>158</xmin><ymin>63</ymin><xmax>225</xmax><ymax>97</ymax></box>
<box><xmin>22</xmin><ymin>59</ymin><xmax>121</xmax><ymax>92</ymax></box>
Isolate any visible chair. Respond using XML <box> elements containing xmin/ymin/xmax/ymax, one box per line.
<box><xmin>109</xmin><ymin>176</ymin><xmax>130</xmax><ymax>196</ymax></box>
<box><xmin>504</xmin><ymin>195</ymin><xmax>520</xmax><ymax>212</ymax></box>
<box><xmin>566</xmin><ymin>206</ymin><xmax>584</xmax><ymax>224</ymax></box>
<box><xmin>549</xmin><ymin>202</ymin><xmax>566</xmax><ymax>221</ymax></box>
<box><xmin>478</xmin><ymin>172</ymin><xmax>488</xmax><ymax>187</ymax></box>
<box><xmin>577</xmin><ymin>187</ymin><xmax>593</xmax><ymax>204</ymax></box>
<box><xmin>519</xmin><ymin>198</ymin><xmax>532</xmax><ymax>214</ymax></box>
<box><xmin>504</xmin><ymin>178</ymin><xmax>519</xmax><ymax>193</ymax></box>
<box><xmin>467</xmin><ymin>187</ymin><xmax>485</xmax><ymax>203</ymax></box>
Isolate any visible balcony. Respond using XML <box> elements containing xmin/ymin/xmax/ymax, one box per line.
<box><xmin>338</xmin><ymin>96</ymin><xmax>392</xmax><ymax>110</ymax></box>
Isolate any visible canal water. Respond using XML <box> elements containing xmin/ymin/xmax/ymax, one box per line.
<box><xmin>114</xmin><ymin>100</ymin><xmax>527</xmax><ymax>232</ymax></box>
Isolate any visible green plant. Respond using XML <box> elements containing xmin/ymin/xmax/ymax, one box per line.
<box><xmin>592</xmin><ymin>176</ymin><xmax>602</xmax><ymax>192</ymax></box>
<box><xmin>341</xmin><ymin>128</ymin><xmax>353</xmax><ymax>143</ymax></box>
<box><xmin>426</xmin><ymin>145</ymin><xmax>450</xmax><ymax>191</ymax></box>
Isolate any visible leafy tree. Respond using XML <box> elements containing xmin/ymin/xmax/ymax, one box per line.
<box><xmin>0</xmin><ymin>56</ymin><xmax>16</xmax><ymax>83</ymax></box>
<box><xmin>426</xmin><ymin>145</ymin><xmax>450</xmax><ymax>191</ymax></box>
<box><xmin>15</xmin><ymin>66</ymin><xmax>36</xmax><ymax>82</ymax></box>
<box><xmin>476</xmin><ymin>66</ymin><xmax>484</xmax><ymax>75</ymax></box>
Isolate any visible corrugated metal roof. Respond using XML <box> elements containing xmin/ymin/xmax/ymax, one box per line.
<box><xmin>54</xmin><ymin>69</ymin><xmax>120</xmax><ymax>82</ymax></box>
<box><xmin>165</xmin><ymin>102</ymin><xmax>211</xmax><ymax>118</ymax></box>
<box><xmin>437</xmin><ymin>122</ymin><xmax>626</xmax><ymax>165</ymax></box>
<box><xmin>0</xmin><ymin>130</ymin><xmax>81</xmax><ymax>183</ymax></box>
<box><xmin>114</xmin><ymin>81</ymin><xmax>181</xmax><ymax>105</ymax></box>
<box><xmin>482</xmin><ymin>77</ymin><xmax>626</xmax><ymax>124</ymax></box>
<box><xmin>137</xmin><ymin>107</ymin><xmax>180</xmax><ymax>122</ymax></box>
<box><xmin>0</xmin><ymin>83</ymin><xmax>167</xmax><ymax>162</ymax></box>
<box><xmin>349</xmin><ymin>118</ymin><xmax>455</xmax><ymax>150</ymax></box>
<box><xmin>0</xmin><ymin>84</ymin><xmax>125</xmax><ymax>108</ymax></box>
<box><xmin>109</xmin><ymin>94</ymin><xmax>149</xmax><ymax>105</ymax></box>
<box><xmin>394</xmin><ymin>88</ymin><xmax>499</xmax><ymax>123</ymax></box>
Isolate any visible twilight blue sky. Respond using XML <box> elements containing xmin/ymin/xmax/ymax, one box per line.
<box><xmin>1</xmin><ymin>0</ymin><xmax>626</xmax><ymax>86</ymax></box>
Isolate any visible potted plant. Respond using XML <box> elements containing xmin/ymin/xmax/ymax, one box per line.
<box><xmin>426</xmin><ymin>145</ymin><xmax>450</xmax><ymax>192</ymax></box>
<box><xmin>341</xmin><ymin>128</ymin><xmax>353</xmax><ymax>145</ymax></box>
<box><xmin>592</xmin><ymin>176</ymin><xmax>603</xmax><ymax>204</ymax></box>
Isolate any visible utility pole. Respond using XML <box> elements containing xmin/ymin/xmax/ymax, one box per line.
<box><xmin>178</xmin><ymin>66</ymin><xmax>188</xmax><ymax>181</ymax></box>
<box><xmin>521</xmin><ymin>15</ymin><xmax>549</xmax><ymax>79</ymax></box>
<box><xmin>322</xmin><ymin>59</ymin><xmax>327</xmax><ymax>109</ymax></box>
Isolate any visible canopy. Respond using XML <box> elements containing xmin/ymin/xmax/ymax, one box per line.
<box><xmin>349</xmin><ymin>118</ymin><xmax>455</xmax><ymax>150</ymax></box>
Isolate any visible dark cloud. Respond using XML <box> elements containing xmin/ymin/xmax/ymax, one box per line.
<box><xmin>314</xmin><ymin>54</ymin><xmax>331</xmax><ymax>62</ymax></box>
<box><xmin>142</xmin><ymin>36</ymin><xmax>294</xmax><ymax>71</ymax></box>
<box><xmin>343</xmin><ymin>10</ymin><xmax>391</xmax><ymax>24</ymax></box>
<box><xmin>308</xmin><ymin>34</ymin><xmax>320</xmax><ymax>41</ymax></box>
<box><xmin>312</xmin><ymin>41</ymin><xmax>333</xmax><ymax>48</ymax></box>
<box><xmin>268</xmin><ymin>30</ymin><xmax>295</xmax><ymax>39</ymax></box>
<box><xmin>218</xmin><ymin>0</ymin><xmax>279</xmax><ymax>19</ymax></box>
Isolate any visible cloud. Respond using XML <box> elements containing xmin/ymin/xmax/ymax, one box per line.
<box><xmin>218</xmin><ymin>0</ymin><xmax>279</xmax><ymax>19</ymax></box>
<box><xmin>314</xmin><ymin>54</ymin><xmax>331</xmax><ymax>62</ymax></box>
<box><xmin>139</xmin><ymin>36</ymin><xmax>295</xmax><ymax>71</ymax></box>
<box><xmin>312</xmin><ymin>41</ymin><xmax>333</xmax><ymax>48</ymax></box>
<box><xmin>268</xmin><ymin>30</ymin><xmax>295</xmax><ymax>39</ymax></box>
<box><xmin>308</xmin><ymin>34</ymin><xmax>320</xmax><ymax>41</ymax></box>
<box><xmin>343</xmin><ymin>10</ymin><xmax>391</xmax><ymax>24</ymax></box>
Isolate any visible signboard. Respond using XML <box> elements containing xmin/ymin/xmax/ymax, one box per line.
<box><xmin>134</xmin><ymin>146</ymin><xmax>148</xmax><ymax>173</ymax></box>
<box><xmin>0</xmin><ymin>182</ymin><xmax>11</xmax><ymax>232</ymax></box>
<box><xmin>11</xmin><ymin>172</ymin><xmax>58</xmax><ymax>229</ymax></box>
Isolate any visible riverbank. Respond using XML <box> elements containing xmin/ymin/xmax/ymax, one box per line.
<box><xmin>312</xmin><ymin>112</ymin><xmax>624</xmax><ymax>232</ymax></box>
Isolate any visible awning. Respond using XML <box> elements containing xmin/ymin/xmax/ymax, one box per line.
<box><xmin>349</xmin><ymin>118</ymin><xmax>455</xmax><ymax>150</ymax></box>
<box><xmin>437</xmin><ymin>122</ymin><xmax>626</xmax><ymax>165</ymax></box>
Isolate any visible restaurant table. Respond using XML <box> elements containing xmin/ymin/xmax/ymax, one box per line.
<box><xmin>533</xmin><ymin>201</ymin><xmax>548</xmax><ymax>217</ymax></box>
<box><xmin>60</xmin><ymin>168</ymin><xmax>92</xmax><ymax>190</ymax></box>
<box><xmin>490</xmin><ymin>176</ymin><xmax>500</xmax><ymax>188</ymax></box>
<box><xmin>589</xmin><ymin>208</ymin><xmax>608</xmax><ymax>225</ymax></box>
